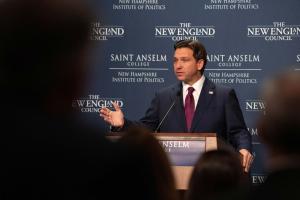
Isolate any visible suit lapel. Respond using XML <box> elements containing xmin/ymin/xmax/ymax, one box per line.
<box><xmin>172</xmin><ymin>83</ymin><xmax>188</xmax><ymax>132</ymax></box>
<box><xmin>190</xmin><ymin>78</ymin><xmax>215</xmax><ymax>132</ymax></box>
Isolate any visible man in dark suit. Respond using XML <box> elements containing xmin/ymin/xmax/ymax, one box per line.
<box><xmin>100</xmin><ymin>40</ymin><xmax>253</xmax><ymax>172</ymax></box>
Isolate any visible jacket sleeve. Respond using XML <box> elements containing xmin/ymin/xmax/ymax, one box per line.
<box><xmin>111</xmin><ymin>92</ymin><xmax>160</xmax><ymax>132</ymax></box>
<box><xmin>225</xmin><ymin>89</ymin><xmax>252</xmax><ymax>152</ymax></box>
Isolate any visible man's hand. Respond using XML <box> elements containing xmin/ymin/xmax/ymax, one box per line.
<box><xmin>99</xmin><ymin>102</ymin><xmax>124</xmax><ymax>128</ymax></box>
<box><xmin>239</xmin><ymin>149</ymin><xmax>254</xmax><ymax>173</ymax></box>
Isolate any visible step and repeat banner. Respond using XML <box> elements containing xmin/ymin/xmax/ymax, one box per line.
<box><xmin>73</xmin><ymin>0</ymin><xmax>300</xmax><ymax>184</ymax></box>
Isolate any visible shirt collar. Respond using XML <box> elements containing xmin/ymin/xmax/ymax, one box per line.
<box><xmin>182</xmin><ymin>75</ymin><xmax>205</xmax><ymax>92</ymax></box>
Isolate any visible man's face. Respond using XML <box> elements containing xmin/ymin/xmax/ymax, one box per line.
<box><xmin>173</xmin><ymin>47</ymin><xmax>204</xmax><ymax>85</ymax></box>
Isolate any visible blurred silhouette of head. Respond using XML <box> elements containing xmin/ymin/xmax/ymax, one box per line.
<box><xmin>186</xmin><ymin>149</ymin><xmax>246</xmax><ymax>200</ymax></box>
<box><xmin>258</xmin><ymin>70</ymin><xmax>300</xmax><ymax>156</ymax></box>
<box><xmin>0</xmin><ymin>0</ymin><xmax>92</xmax><ymax>115</ymax></box>
<box><xmin>119</xmin><ymin>126</ymin><xmax>178</xmax><ymax>200</ymax></box>
<box><xmin>0</xmin><ymin>1</ymin><xmax>117</xmax><ymax>199</ymax></box>
<box><xmin>252</xmin><ymin>69</ymin><xmax>300</xmax><ymax>200</ymax></box>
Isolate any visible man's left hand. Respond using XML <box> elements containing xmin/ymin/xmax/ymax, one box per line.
<box><xmin>239</xmin><ymin>149</ymin><xmax>253</xmax><ymax>173</ymax></box>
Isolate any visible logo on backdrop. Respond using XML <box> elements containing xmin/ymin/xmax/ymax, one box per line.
<box><xmin>247</xmin><ymin>127</ymin><xmax>258</xmax><ymax>136</ymax></box>
<box><xmin>247</xmin><ymin>127</ymin><xmax>260</xmax><ymax>144</ymax></box>
<box><xmin>112</xmin><ymin>0</ymin><xmax>166</xmax><ymax>11</ymax></box>
<box><xmin>90</xmin><ymin>22</ymin><xmax>125</xmax><ymax>41</ymax></box>
<box><xmin>251</xmin><ymin>174</ymin><xmax>267</xmax><ymax>185</ymax></box>
<box><xmin>110</xmin><ymin>53</ymin><xmax>167</xmax><ymax>67</ymax></box>
<box><xmin>108</xmin><ymin>52</ymin><xmax>168</xmax><ymax>83</ymax></box>
<box><xmin>297</xmin><ymin>54</ymin><xmax>300</xmax><ymax>62</ymax></box>
<box><xmin>245</xmin><ymin>99</ymin><xmax>265</xmax><ymax>112</ymax></box>
<box><xmin>155</xmin><ymin>22</ymin><xmax>215</xmax><ymax>41</ymax></box>
<box><xmin>207</xmin><ymin>54</ymin><xmax>260</xmax><ymax>68</ymax></box>
<box><xmin>72</xmin><ymin>94</ymin><xmax>124</xmax><ymax>113</ymax></box>
<box><xmin>206</xmin><ymin>53</ymin><xmax>260</xmax><ymax>85</ymax></box>
<box><xmin>204</xmin><ymin>0</ymin><xmax>260</xmax><ymax>11</ymax></box>
<box><xmin>247</xmin><ymin>22</ymin><xmax>300</xmax><ymax>41</ymax></box>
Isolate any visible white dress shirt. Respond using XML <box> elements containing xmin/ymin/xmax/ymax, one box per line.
<box><xmin>182</xmin><ymin>75</ymin><xmax>205</xmax><ymax>110</ymax></box>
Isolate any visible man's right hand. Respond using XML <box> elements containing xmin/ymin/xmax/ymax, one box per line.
<box><xmin>99</xmin><ymin>102</ymin><xmax>124</xmax><ymax>128</ymax></box>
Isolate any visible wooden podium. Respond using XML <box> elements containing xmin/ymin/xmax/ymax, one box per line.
<box><xmin>156</xmin><ymin>133</ymin><xmax>217</xmax><ymax>190</ymax></box>
<box><xmin>107</xmin><ymin>132</ymin><xmax>217</xmax><ymax>190</ymax></box>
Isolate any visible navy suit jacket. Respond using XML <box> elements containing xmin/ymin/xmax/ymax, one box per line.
<box><xmin>123</xmin><ymin>78</ymin><xmax>252</xmax><ymax>151</ymax></box>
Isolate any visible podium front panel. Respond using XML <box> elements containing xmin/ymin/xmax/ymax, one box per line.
<box><xmin>157</xmin><ymin>136</ymin><xmax>206</xmax><ymax>166</ymax></box>
<box><xmin>156</xmin><ymin>133</ymin><xmax>217</xmax><ymax>190</ymax></box>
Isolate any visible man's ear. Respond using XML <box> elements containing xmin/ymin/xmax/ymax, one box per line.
<box><xmin>196</xmin><ymin>59</ymin><xmax>204</xmax><ymax>71</ymax></box>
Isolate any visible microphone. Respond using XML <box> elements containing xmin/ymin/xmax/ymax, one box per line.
<box><xmin>154</xmin><ymin>90</ymin><xmax>181</xmax><ymax>133</ymax></box>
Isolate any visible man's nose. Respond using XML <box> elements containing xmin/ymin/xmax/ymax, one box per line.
<box><xmin>174</xmin><ymin>61</ymin><xmax>182</xmax><ymax>69</ymax></box>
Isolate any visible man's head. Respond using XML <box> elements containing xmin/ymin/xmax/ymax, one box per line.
<box><xmin>258</xmin><ymin>70</ymin><xmax>300</xmax><ymax>156</ymax></box>
<box><xmin>173</xmin><ymin>40</ymin><xmax>207</xmax><ymax>85</ymax></box>
<box><xmin>0</xmin><ymin>0</ymin><xmax>92</xmax><ymax>113</ymax></box>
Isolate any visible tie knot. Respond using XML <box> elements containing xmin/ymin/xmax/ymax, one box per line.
<box><xmin>188</xmin><ymin>87</ymin><xmax>194</xmax><ymax>94</ymax></box>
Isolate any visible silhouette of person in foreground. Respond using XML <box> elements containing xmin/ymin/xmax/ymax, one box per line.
<box><xmin>253</xmin><ymin>70</ymin><xmax>300</xmax><ymax>200</ymax></box>
<box><xmin>0</xmin><ymin>0</ymin><xmax>123</xmax><ymax>199</ymax></box>
<box><xmin>118</xmin><ymin>126</ymin><xmax>179</xmax><ymax>200</ymax></box>
<box><xmin>186</xmin><ymin>149</ymin><xmax>250</xmax><ymax>200</ymax></box>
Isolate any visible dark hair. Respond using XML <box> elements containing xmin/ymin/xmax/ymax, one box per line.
<box><xmin>119</xmin><ymin>126</ymin><xmax>178</xmax><ymax>200</ymax></box>
<box><xmin>186</xmin><ymin>150</ymin><xmax>247</xmax><ymax>200</ymax></box>
<box><xmin>0</xmin><ymin>0</ymin><xmax>92</xmax><ymax>103</ymax></box>
<box><xmin>258</xmin><ymin>70</ymin><xmax>300</xmax><ymax>154</ymax></box>
<box><xmin>174</xmin><ymin>40</ymin><xmax>207</xmax><ymax>74</ymax></box>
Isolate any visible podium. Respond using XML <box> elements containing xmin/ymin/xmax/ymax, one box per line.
<box><xmin>156</xmin><ymin>133</ymin><xmax>217</xmax><ymax>190</ymax></box>
<box><xmin>107</xmin><ymin>132</ymin><xmax>217</xmax><ymax>190</ymax></box>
